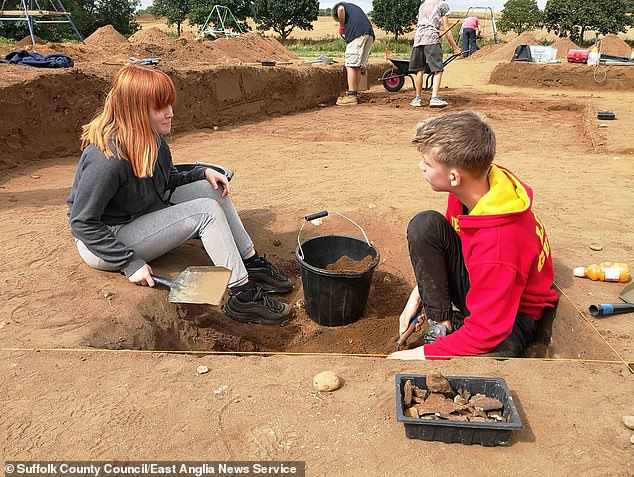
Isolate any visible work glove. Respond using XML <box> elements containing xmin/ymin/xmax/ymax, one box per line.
<box><xmin>338</xmin><ymin>26</ymin><xmax>344</xmax><ymax>37</ymax></box>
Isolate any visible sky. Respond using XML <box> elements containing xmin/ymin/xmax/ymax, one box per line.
<box><xmin>138</xmin><ymin>1</ymin><xmax>549</xmax><ymax>13</ymax></box>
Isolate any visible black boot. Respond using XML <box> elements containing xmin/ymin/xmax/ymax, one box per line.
<box><xmin>244</xmin><ymin>254</ymin><xmax>292</xmax><ymax>293</ymax></box>
<box><xmin>223</xmin><ymin>284</ymin><xmax>292</xmax><ymax>325</ymax></box>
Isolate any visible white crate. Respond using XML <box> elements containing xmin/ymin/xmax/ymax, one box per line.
<box><xmin>529</xmin><ymin>46</ymin><xmax>558</xmax><ymax>63</ymax></box>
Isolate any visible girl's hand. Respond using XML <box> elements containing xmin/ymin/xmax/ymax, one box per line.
<box><xmin>128</xmin><ymin>264</ymin><xmax>154</xmax><ymax>286</ymax></box>
<box><xmin>205</xmin><ymin>168</ymin><xmax>230</xmax><ymax>197</ymax></box>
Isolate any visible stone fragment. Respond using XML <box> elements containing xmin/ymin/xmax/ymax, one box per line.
<box><xmin>623</xmin><ymin>416</ymin><xmax>634</xmax><ymax>430</ymax></box>
<box><xmin>426</xmin><ymin>371</ymin><xmax>453</xmax><ymax>394</ymax></box>
<box><xmin>196</xmin><ymin>365</ymin><xmax>209</xmax><ymax>375</ymax></box>
<box><xmin>403</xmin><ymin>379</ymin><xmax>413</xmax><ymax>406</ymax></box>
<box><xmin>313</xmin><ymin>371</ymin><xmax>341</xmax><ymax>392</ymax></box>
<box><xmin>404</xmin><ymin>407</ymin><xmax>419</xmax><ymax>418</ymax></box>
<box><xmin>470</xmin><ymin>394</ymin><xmax>503</xmax><ymax>411</ymax></box>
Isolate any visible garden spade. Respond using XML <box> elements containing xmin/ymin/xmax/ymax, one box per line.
<box><xmin>151</xmin><ymin>266</ymin><xmax>231</xmax><ymax>306</ymax></box>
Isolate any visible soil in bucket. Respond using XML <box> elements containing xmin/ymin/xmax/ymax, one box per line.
<box><xmin>295</xmin><ymin>235</ymin><xmax>379</xmax><ymax>327</ymax></box>
<box><xmin>324</xmin><ymin>255</ymin><xmax>379</xmax><ymax>274</ymax></box>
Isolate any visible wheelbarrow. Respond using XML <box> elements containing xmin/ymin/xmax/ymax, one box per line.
<box><xmin>379</xmin><ymin>53</ymin><xmax>461</xmax><ymax>92</ymax></box>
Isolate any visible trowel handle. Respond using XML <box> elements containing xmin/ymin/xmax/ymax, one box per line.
<box><xmin>304</xmin><ymin>210</ymin><xmax>328</xmax><ymax>221</ymax></box>
<box><xmin>150</xmin><ymin>275</ymin><xmax>177</xmax><ymax>289</ymax></box>
<box><xmin>589</xmin><ymin>303</ymin><xmax>634</xmax><ymax>317</ymax></box>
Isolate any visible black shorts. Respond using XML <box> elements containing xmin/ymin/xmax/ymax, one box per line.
<box><xmin>409</xmin><ymin>43</ymin><xmax>444</xmax><ymax>73</ymax></box>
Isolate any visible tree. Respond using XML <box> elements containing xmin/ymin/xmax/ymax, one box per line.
<box><xmin>544</xmin><ymin>0</ymin><xmax>633</xmax><ymax>43</ymax></box>
<box><xmin>497</xmin><ymin>0</ymin><xmax>542</xmax><ymax>35</ymax></box>
<box><xmin>251</xmin><ymin>0</ymin><xmax>319</xmax><ymax>43</ymax></box>
<box><xmin>188</xmin><ymin>0</ymin><xmax>252</xmax><ymax>33</ymax></box>
<box><xmin>371</xmin><ymin>0</ymin><xmax>418</xmax><ymax>41</ymax></box>
<box><xmin>153</xmin><ymin>0</ymin><xmax>191</xmax><ymax>36</ymax></box>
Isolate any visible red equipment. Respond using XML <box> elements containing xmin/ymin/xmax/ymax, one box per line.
<box><xmin>567</xmin><ymin>49</ymin><xmax>589</xmax><ymax>63</ymax></box>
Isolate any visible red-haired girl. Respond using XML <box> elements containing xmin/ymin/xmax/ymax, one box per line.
<box><xmin>67</xmin><ymin>65</ymin><xmax>292</xmax><ymax>325</ymax></box>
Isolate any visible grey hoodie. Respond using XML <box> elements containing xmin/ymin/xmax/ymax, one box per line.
<box><xmin>67</xmin><ymin>137</ymin><xmax>206</xmax><ymax>275</ymax></box>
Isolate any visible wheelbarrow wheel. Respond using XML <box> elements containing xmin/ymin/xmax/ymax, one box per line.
<box><xmin>381</xmin><ymin>68</ymin><xmax>405</xmax><ymax>92</ymax></box>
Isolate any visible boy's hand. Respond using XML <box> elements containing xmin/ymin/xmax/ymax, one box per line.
<box><xmin>399</xmin><ymin>286</ymin><xmax>422</xmax><ymax>334</ymax></box>
<box><xmin>387</xmin><ymin>346</ymin><xmax>426</xmax><ymax>360</ymax></box>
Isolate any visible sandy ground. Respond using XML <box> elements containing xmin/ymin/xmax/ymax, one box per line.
<box><xmin>1</xmin><ymin>48</ymin><xmax>634</xmax><ymax>474</ymax></box>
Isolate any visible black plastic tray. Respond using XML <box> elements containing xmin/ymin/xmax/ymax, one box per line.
<box><xmin>395</xmin><ymin>374</ymin><xmax>522</xmax><ymax>446</ymax></box>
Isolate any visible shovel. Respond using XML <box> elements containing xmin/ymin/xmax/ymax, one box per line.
<box><xmin>151</xmin><ymin>266</ymin><xmax>231</xmax><ymax>305</ymax></box>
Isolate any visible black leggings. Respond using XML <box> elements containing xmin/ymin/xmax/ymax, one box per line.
<box><xmin>407</xmin><ymin>210</ymin><xmax>537</xmax><ymax>357</ymax></box>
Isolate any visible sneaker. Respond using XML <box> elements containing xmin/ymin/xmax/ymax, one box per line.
<box><xmin>429</xmin><ymin>97</ymin><xmax>448</xmax><ymax>108</ymax></box>
<box><xmin>222</xmin><ymin>286</ymin><xmax>292</xmax><ymax>325</ymax></box>
<box><xmin>336</xmin><ymin>94</ymin><xmax>358</xmax><ymax>106</ymax></box>
<box><xmin>246</xmin><ymin>255</ymin><xmax>292</xmax><ymax>293</ymax></box>
<box><xmin>423</xmin><ymin>319</ymin><xmax>448</xmax><ymax>344</ymax></box>
<box><xmin>409</xmin><ymin>97</ymin><xmax>422</xmax><ymax>107</ymax></box>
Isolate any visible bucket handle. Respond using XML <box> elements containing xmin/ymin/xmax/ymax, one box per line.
<box><xmin>297</xmin><ymin>210</ymin><xmax>372</xmax><ymax>260</ymax></box>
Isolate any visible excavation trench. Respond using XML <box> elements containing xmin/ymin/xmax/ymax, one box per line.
<box><xmin>1</xmin><ymin>64</ymin><xmax>620</xmax><ymax>362</ymax></box>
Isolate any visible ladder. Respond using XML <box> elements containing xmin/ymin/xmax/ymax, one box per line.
<box><xmin>459</xmin><ymin>6</ymin><xmax>498</xmax><ymax>44</ymax></box>
<box><xmin>0</xmin><ymin>0</ymin><xmax>84</xmax><ymax>45</ymax></box>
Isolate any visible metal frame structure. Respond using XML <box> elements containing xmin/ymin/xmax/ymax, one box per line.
<box><xmin>0</xmin><ymin>0</ymin><xmax>84</xmax><ymax>45</ymax></box>
<box><xmin>459</xmin><ymin>6</ymin><xmax>498</xmax><ymax>44</ymax></box>
<box><xmin>197</xmin><ymin>5</ymin><xmax>243</xmax><ymax>39</ymax></box>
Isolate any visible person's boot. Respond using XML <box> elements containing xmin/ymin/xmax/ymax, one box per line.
<box><xmin>336</xmin><ymin>92</ymin><xmax>358</xmax><ymax>106</ymax></box>
<box><xmin>422</xmin><ymin>319</ymin><xmax>448</xmax><ymax>344</ymax></box>
<box><xmin>244</xmin><ymin>254</ymin><xmax>292</xmax><ymax>293</ymax></box>
<box><xmin>222</xmin><ymin>284</ymin><xmax>292</xmax><ymax>325</ymax></box>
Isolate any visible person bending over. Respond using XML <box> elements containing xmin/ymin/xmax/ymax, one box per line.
<box><xmin>332</xmin><ymin>1</ymin><xmax>375</xmax><ymax>106</ymax></box>
<box><xmin>389</xmin><ymin>111</ymin><xmax>558</xmax><ymax>360</ymax></box>
<box><xmin>67</xmin><ymin>65</ymin><xmax>292</xmax><ymax>326</ymax></box>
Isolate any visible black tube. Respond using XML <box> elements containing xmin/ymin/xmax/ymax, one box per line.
<box><xmin>588</xmin><ymin>303</ymin><xmax>634</xmax><ymax>317</ymax></box>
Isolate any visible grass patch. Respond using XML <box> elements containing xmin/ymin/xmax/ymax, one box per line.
<box><xmin>285</xmin><ymin>35</ymin><xmax>500</xmax><ymax>59</ymax></box>
<box><xmin>0</xmin><ymin>36</ymin><xmax>14</xmax><ymax>46</ymax></box>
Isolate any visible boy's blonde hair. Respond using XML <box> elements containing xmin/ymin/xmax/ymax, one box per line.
<box><xmin>412</xmin><ymin>111</ymin><xmax>496</xmax><ymax>176</ymax></box>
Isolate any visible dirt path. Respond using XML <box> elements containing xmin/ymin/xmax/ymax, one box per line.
<box><xmin>1</xmin><ymin>58</ymin><xmax>633</xmax><ymax>474</ymax></box>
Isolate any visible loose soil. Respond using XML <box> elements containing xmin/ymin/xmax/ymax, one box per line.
<box><xmin>600</xmin><ymin>34</ymin><xmax>633</xmax><ymax>58</ymax></box>
<box><xmin>84</xmin><ymin>25</ymin><xmax>129</xmax><ymax>46</ymax></box>
<box><xmin>469</xmin><ymin>32</ymin><xmax>539</xmax><ymax>62</ymax></box>
<box><xmin>552</xmin><ymin>37</ymin><xmax>580</xmax><ymax>59</ymax></box>
<box><xmin>324</xmin><ymin>255</ymin><xmax>378</xmax><ymax>274</ymax></box>
<box><xmin>490</xmin><ymin>62</ymin><xmax>634</xmax><ymax>91</ymax></box>
<box><xmin>1</xmin><ymin>33</ymin><xmax>633</xmax><ymax>475</ymax></box>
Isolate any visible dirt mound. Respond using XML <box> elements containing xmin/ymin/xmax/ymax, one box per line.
<box><xmin>490</xmin><ymin>61</ymin><xmax>634</xmax><ymax>90</ymax></box>
<box><xmin>179</xmin><ymin>31</ymin><xmax>197</xmax><ymax>42</ymax></box>
<box><xmin>552</xmin><ymin>37</ymin><xmax>579</xmax><ymax>59</ymax></box>
<box><xmin>85</xmin><ymin>25</ymin><xmax>128</xmax><ymax>46</ymax></box>
<box><xmin>211</xmin><ymin>32</ymin><xmax>299</xmax><ymax>63</ymax></box>
<box><xmin>600</xmin><ymin>34</ymin><xmax>632</xmax><ymax>57</ymax></box>
<box><xmin>15</xmin><ymin>35</ymin><xmax>45</xmax><ymax>47</ymax></box>
<box><xmin>129</xmin><ymin>27</ymin><xmax>174</xmax><ymax>46</ymax></box>
<box><xmin>475</xmin><ymin>32</ymin><xmax>540</xmax><ymax>61</ymax></box>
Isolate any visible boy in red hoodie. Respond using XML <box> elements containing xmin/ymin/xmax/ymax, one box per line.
<box><xmin>388</xmin><ymin>111</ymin><xmax>558</xmax><ymax>360</ymax></box>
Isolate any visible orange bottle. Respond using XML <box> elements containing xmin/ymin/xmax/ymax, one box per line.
<box><xmin>573</xmin><ymin>262</ymin><xmax>630</xmax><ymax>282</ymax></box>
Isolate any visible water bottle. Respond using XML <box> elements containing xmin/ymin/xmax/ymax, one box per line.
<box><xmin>573</xmin><ymin>262</ymin><xmax>630</xmax><ymax>282</ymax></box>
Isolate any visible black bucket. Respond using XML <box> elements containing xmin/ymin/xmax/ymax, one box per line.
<box><xmin>296</xmin><ymin>230</ymin><xmax>380</xmax><ymax>327</ymax></box>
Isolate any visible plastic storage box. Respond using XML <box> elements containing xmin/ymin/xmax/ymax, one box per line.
<box><xmin>528</xmin><ymin>45</ymin><xmax>557</xmax><ymax>63</ymax></box>
<box><xmin>395</xmin><ymin>374</ymin><xmax>522</xmax><ymax>446</ymax></box>
<box><xmin>567</xmin><ymin>49</ymin><xmax>590</xmax><ymax>63</ymax></box>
